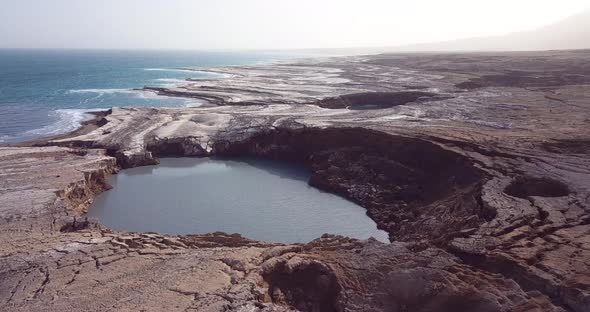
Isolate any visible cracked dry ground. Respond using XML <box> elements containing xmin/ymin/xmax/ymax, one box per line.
<box><xmin>1</xmin><ymin>50</ymin><xmax>590</xmax><ymax>311</ymax></box>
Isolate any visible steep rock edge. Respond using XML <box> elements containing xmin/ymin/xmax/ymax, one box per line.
<box><xmin>144</xmin><ymin>127</ymin><xmax>585</xmax><ymax>311</ymax></box>
<box><xmin>206</xmin><ymin>127</ymin><xmax>489</xmax><ymax>242</ymax></box>
<box><xmin>143</xmin><ymin>127</ymin><xmax>488</xmax><ymax>242</ymax></box>
<box><xmin>57</xmin><ymin>165</ymin><xmax>118</xmax><ymax>216</ymax></box>
<box><xmin>52</xmin><ymin>127</ymin><xmax>583</xmax><ymax>311</ymax></box>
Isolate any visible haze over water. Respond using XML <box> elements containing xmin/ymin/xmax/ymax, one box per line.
<box><xmin>88</xmin><ymin>158</ymin><xmax>390</xmax><ymax>243</ymax></box>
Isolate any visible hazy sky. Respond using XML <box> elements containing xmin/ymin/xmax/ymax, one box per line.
<box><xmin>1</xmin><ymin>0</ymin><xmax>588</xmax><ymax>50</ymax></box>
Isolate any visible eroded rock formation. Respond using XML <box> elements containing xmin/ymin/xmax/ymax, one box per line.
<box><xmin>1</xmin><ymin>50</ymin><xmax>590</xmax><ymax>311</ymax></box>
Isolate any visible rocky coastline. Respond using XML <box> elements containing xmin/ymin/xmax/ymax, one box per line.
<box><xmin>1</xmin><ymin>50</ymin><xmax>589</xmax><ymax>311</ymax></box>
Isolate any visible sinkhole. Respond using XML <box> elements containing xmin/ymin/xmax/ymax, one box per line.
<box><xmin>87</xmin><ymin>157</ymin><xmax>390</xmax><ymax>243</ymax></box>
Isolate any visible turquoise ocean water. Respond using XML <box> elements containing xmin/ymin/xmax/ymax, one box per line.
<box><xmin>0</xmin><ymin>49</ymin><xmax>290</xmax><ymax>143</ymax></box>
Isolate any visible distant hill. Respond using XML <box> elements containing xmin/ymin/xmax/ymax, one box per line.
<box><xmin>397</xmin><ymin>9</ymin><xmax>590</xmax><ymax>52</ymax></box>
<box><xmin>279</xmin><ymin>10</ymin><xmax>590</xmax><ymax>55</ymax></box>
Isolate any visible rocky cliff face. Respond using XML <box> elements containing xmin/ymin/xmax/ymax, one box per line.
<box><xmin>211</xmin><ymin>127</ymin><xmax>487</xmax><ymax>242</ymax></box>
<box><xmin>1</xmin><ymin>51</ymin><xmax>590</xmax><ymax>311</ymax></box>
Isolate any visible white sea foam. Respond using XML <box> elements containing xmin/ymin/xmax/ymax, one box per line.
<box><xmin>155</xmin><ymin>78</ymin><xmax>188</xmax><ymax>83</ymax></box>
<box><xmin>146</xmin><ymin>68</ymin><xmax>229</xmax><ymax>79</ymax></box>
<box><xmin>0</xmin><ymin>108</ymin><xmax>104</xmax><ymax>143</ymax></box>
<box><xmin>67</xmin><ymin>88</ymin><xmax>136</xmax><ymax>95</ymax></box>
<box><xmin>143</xmin><ymin>68</ymin><xmax>195</xmax><ymax>73</ymax></box>
<box><xmin>1</xmin><ymin>86</ymin><xmax>206</xmax><ymax>144</ymax></box>
<box><xmin>67</xmin><ymin>88</ymin><xmax>162</xmax><ymax>100</ymax></box>
<box><xmin>31</xmin><ymin>109</ymin><xmax>103</xmax><ymax>135</ymax></box>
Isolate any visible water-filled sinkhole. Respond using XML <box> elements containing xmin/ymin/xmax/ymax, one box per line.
<box><xmin>88</xmin><ymin>157</ymin><xmax>390</xmax><ymax>243</ymax></box>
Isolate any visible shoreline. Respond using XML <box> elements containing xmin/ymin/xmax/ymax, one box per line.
<box><xmin>8</xmin><ymin>109</ymin><xmax>112</xmax><ymax>147</ymax></box>
<box><xmin>1</xmin><ymin>50</ymin><xmax>589</xmax><ymax>311</ymax></box>
<box><xmin>2</xmin><ymin>53</ymin><xmax>308</xmax><ymax>147</ymax></box>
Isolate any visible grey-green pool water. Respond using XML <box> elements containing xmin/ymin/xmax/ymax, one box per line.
<box><xmin>87</xmin><ymin>157</ymin><xmax>390</xmax><ymax>243</ymax></box>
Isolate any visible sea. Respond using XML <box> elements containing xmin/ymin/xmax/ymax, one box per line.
<box><xmin>0</xmin><ymin>49</ymin><xmax>295</xmax><ymax>144</ymax></box>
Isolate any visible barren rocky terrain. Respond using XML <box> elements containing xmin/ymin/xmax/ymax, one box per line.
<box><xmin>1</xmin><ymin>50</ymin><xmax>589</xmax><ymax>311</ymax></box>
